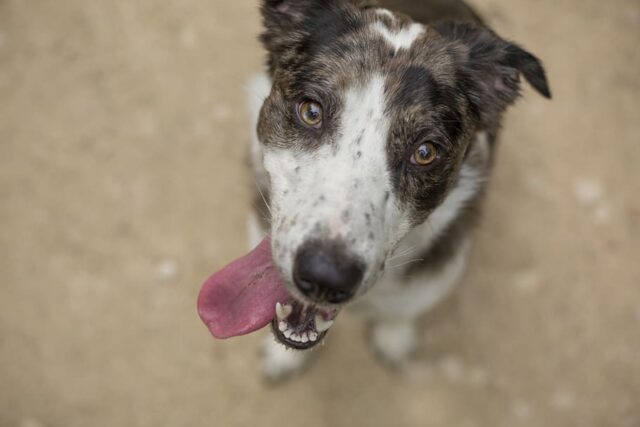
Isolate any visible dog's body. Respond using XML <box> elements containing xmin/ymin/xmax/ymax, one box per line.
<box><xmin>197</xmin><ymin>0</ymin><xmax>549</xmax><ymax>381</ymax></box>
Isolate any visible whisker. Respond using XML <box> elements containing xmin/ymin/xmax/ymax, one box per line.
<box><xmin>388</xmin><ymin>245</ymin><xmax>419</xmax><ymax>261</ymax></box>
<box><xmin>253</xmin><ymin>177</ymin><xmax>272</xmax><ymax>217</ymax></box>
<box><xmin>257</xmin><ymin>208</ymin><xmax>271</xmax><ymax>224</ymax></box>
<box><xmin>425</xmin><ymin>218</ymin><xmax>435</xmax><ymax>234</ymax></box>
<box><xmin>388</xmin><ymin>258</ymin><xmax>425</xmax><ymax>270</ymax></box>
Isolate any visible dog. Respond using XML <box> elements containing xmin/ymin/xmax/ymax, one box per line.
<box><xmin>198</xmin><ymin>0</ymin><xmax>550</xmax><ymax>381</ymax></box>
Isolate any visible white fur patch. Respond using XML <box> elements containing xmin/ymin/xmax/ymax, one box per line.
<box><xmin>372</xmin><ymin>21</ymin><xmax>425</xmax><ymax>53</ymax></box>
<box><xmin>262</xmin><ymin>75</ymin><xmax>403</xmax><ymax>290</ymax></box>
<box><xmin>247</xmin><ymin>74</ymin><xmax>272</xmax><ymax>188</ymax></box>
<box><xmin>357</xmin><ymin>238</ymin><xmax>472</xmax><ymax>321</ymax></box>
<box><xmin>375</xmin><ymin>8</ymin><xmax>395</xmax><ymax>20</ymax></box>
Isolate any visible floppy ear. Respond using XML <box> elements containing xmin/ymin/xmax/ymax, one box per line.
<box><xmin>260</xmin><ymin>0</ymin><xmax>360</xmax><ymax>73</ymax></box>
<box><xmin>434</xmin><ymin>22</ymin><xmax>551</xmax><ymax>129</ymax></box>
<box><xmin>260</xmin><ymin>0</ymin><xmax>339</xmax><ymax>53</ymax></box>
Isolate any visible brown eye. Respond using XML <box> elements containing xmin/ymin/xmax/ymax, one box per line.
<box><xmin>412</xmin><ymin>143</ymin><xmax>438</xmax><ymax>166</ymax></box>
<box><xmin>297</xmin><ymin>100</ymin><xmax>323</xmax><ymax>128</ymax></box>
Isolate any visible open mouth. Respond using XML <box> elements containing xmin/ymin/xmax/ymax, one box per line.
<box><xmin>197</xmin><ymin>236</ymin><xmax>338</xmax><ymax>350</ymax></box>
<box><xmin>271</xmin><ymin>300</ymin><xmax>337</xmax><ymax>350</ymax></box>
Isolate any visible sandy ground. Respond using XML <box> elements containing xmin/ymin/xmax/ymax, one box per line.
<box><xmin>1</xmin><ymin>0</ymin><xmax>639</xmax><ymax>426</ymax></box>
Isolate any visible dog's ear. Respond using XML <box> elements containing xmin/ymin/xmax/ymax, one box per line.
<box><xmin>260</xmin><ymin>0</ymin><xmax>339</xmax><ymax>52</ymax></box>
<box><xmin>434</xmin><ymin>22</ymin><xmax>551</xmax><ymax>129</ymax></box>
<box><xmin>260</xmin><ymin>0</ymin><xmax>361</xmax><ymax>73</ymax></box>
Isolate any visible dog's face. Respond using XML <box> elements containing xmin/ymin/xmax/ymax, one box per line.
<box><xmin>257</xmin><ymin>0</ymin><xmax>549</xmax><ymax>308</ymax></box>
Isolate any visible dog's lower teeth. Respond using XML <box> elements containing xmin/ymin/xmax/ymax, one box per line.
<box><xmin>275</xmin><ymin>304</ymin><xmax>334</xmax><ymax>345</ymax></box>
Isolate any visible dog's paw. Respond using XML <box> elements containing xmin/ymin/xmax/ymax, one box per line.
<box><xmin>260</xmin><ymin>335</ymin><xmax>309</xmax><ymax>383</ymax></box>
<box><xmin>370</xmin><ymin>320</ymin><xmax>417</xmax><ymax>368</ymax></box>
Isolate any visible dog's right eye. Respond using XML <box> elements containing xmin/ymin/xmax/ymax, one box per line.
<box><xmin>411</xmin><ymin>142</ymin><xmax>438</xmax><ymax>166</ymax></box>
<box><xmin>297</xmin><ymin>100</ymin><xmax>323</xmax><ymax>129</ymax></box>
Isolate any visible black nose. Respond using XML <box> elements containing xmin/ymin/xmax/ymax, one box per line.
<box><xmin>293</xmin><ymin>240</ymin><xmax>365</xmax><ymax>304</ymax></box>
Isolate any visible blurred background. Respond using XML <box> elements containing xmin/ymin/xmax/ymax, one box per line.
<box><xmin>1</xmin><ymin>0</ymin><xmax>639</xmax><ymax>426</ymax></box>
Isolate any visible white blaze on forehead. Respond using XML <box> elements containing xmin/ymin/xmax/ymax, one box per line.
<box><xmin>309</xmin><ymin>73</ymin><xmax>394</xmax><ymax>238</ymax></box>
<box><xmin>372</xmin><ymin>21</ymin><xmax>425</xmax><ymax>53</ymax></box>
<box><xmin>338</xmin><ymin>74</ymin><xmax>389</xmax><ymax>170</ymax></box>
<box><xmin>375</xmin><ymin>8</ymin><xmax>395</xmax><ymax>20</ymax></box>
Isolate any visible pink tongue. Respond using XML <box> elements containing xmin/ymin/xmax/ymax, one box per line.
<box><xmin>197</xmin><ymin>237</ymin><xmax>290</xmax><ymax>339</ymax></box>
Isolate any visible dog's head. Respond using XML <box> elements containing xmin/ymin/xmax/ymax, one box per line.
<box><xmin>251</xmin><ymin>0</ymin><xmax>550</xmax><ymax>346</ymax></box>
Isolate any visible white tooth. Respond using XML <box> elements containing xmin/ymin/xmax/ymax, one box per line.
<box><xmin>301</xmin><ymin>333</ymin><xmax>309</xmax><ymax>343</ymax></box>
<box><xmin>278</xmin><ymin>321</ymin><xmax>287</xmax><ymax>332</ymax></box>
<box><xmin>309</xmin><ymin>331</ymin><xmax>318</xmax><ymax>342</ymax></box>
<box><xmin>275</xmin><ymin>302</ymin><xmax>293</xmax><ymax>320</ymax></box>
<box><xmin>315</xmin><ymin>315</ymin><xmax>334</xmax><ymax>333</ymax></box>
<box><xmin>283</xmin><ymin>329</ymin><xmax>292</xmax><ymax>338</ymax></box>
<box><xmin>290</xmin><ymin>333</ymin><xmax>299</xmax><ymax>342</ymax></box>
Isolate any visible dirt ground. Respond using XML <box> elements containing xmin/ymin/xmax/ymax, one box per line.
<box><xmin>1</xmin><ymin>0</ymin><xmax>639</xmax><ymax>426</ymax></box>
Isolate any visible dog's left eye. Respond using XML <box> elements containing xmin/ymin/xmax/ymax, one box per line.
<box><xmin>297</xmin><ymin>100</ymin><xmax>323</xmax><ymax>129</ymax></box>
<box><xmin>411</xmin><ymin>142</ymin><xmax>438</xmax><ymax>166</ymax></box>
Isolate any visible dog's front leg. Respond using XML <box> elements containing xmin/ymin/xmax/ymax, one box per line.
<box><xmin>370</xmin><ymin>319</ymin><xmax>418</xmax><ymax>367</ymax></box>
<box><xmin>360</xmin><ymin>240</ymin><xmax>471</xmax><ymax>366</ymax></box>
<box><xmin>260</xmin><ymin>336</ymin><xmax>312</xmax><ymax>382</ymax></box>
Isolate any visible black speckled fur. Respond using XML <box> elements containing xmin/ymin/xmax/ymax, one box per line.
<box><xmin>256</xmin><ymin>0</ymin><xmax>550</xmax><ymax>275</ymax></box>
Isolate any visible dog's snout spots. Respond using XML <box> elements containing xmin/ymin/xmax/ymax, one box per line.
<box><xmin>262</xmin><ymin>75</ymin><xmax>400</xmax><ymax>301</ymax></box>
<box><xmin>312</xmin><ymin>194</ymin><xmax>326</xmax><ymax>208</ymax></box>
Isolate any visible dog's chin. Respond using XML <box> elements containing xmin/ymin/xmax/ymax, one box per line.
<box><xmin>269</xmin><ymin>295</ymin><xmax>340</xmax><ymax>350</ymax></box>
